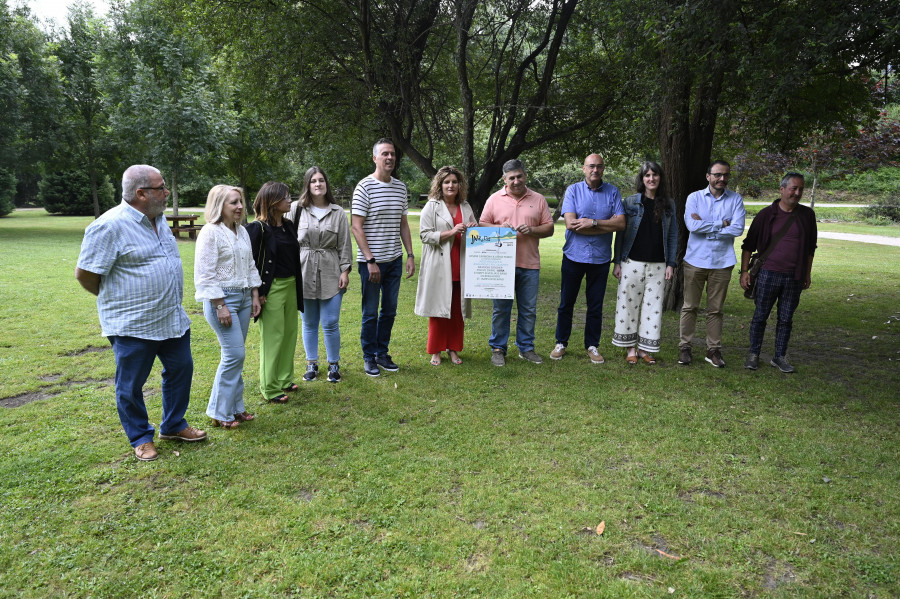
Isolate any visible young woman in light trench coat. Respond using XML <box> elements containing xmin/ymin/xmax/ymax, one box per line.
<box><xmin>414</xmin><ymin>166</ymin><xmax>477</xmax><ymax>365</ymax></box>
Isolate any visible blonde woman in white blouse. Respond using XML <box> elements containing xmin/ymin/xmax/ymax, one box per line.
<box><xmin>194</xmin><ymin>185</ymin><xmax>262</xmax><ymax>428</ymax></box>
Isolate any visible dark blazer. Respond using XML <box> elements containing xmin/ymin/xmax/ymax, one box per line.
<box><xmin>741</xmin><ymin>200</ymin><xmax>817</xmax><ymax>282</ymax></box>
<box><xmin>245</xmin><ymin>219</ymin><xmax>303</xmax><ymax>320</ymax></box>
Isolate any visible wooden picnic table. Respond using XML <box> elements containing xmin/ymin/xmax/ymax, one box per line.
<box><xmin>168</xmin><ymin>214</ymin><xmax>201</xmax><ymax>239</ymax></box>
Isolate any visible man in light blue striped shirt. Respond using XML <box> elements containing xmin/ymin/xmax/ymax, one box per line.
<box><xmin>76</xmin><ymin>165</ymin><xmax>206</xmax><ymax>462</ymax></box>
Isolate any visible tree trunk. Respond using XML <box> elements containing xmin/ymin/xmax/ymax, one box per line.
<box><xmin>659</xmin><ymin>67</ymin><xmax>724</xmax><ymax>311</ymax></box>
<box><xmin>809</xmin><ymin>156</ymin><xmax>819</xmax><ymax>209</ymax></box>
<box><xmin>171</xmin><ymin>169</ymin><xmax>179</xmax><ymax>216</ymax></box>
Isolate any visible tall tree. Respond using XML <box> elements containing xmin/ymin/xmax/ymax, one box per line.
<box><xmin>1</xmin><ymin>3</ymin><xmax>63</xmax><ymax>207</ymax></box>
<box><xmin>110</xmin><ymin>0</ymin><xmax>228</xmax><ymax>214</ymax></box>
<box><xmin>56</xmin><ymin>2</ymin><xmax>111</xmax><ymax>218</ymax></box>
<box><xmin>616</xmin><ymin>0</ymin><xmax>900</xmax><ymax>308</ymax></box>
<box><xmin>177</xmin><ymin>0</ymin><xmax>622</xmax><ymax>213</ymax></box>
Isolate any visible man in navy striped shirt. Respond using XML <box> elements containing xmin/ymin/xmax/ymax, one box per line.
<box><xmin>351</xmin><ymin>139</ymin><xmax>416</xmax><ymax>377</ymax></box>
<box><xmin>76</xmin><ymin>165</ymin><xmax>207</xmax><ymax>462</ymax></box>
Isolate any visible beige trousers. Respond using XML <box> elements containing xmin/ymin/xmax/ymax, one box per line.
<box><xmin>680</xmin><ymin>262</ymin><xmax>733</xmax><ymax>350</ymax></box>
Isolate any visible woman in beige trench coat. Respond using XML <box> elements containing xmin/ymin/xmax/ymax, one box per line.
<box><xmin>414</xmin><ymin>166</ymin><xmax>477</xmax><ymax>365</ymax></box>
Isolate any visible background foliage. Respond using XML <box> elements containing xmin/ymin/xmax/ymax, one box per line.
<box><xmin>1</xmin><ymin>0</ymin><xmax>898</xmax><ymax>218</ymax></box>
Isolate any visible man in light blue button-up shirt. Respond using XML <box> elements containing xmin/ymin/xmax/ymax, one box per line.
<box><xmin>76</xmin><ymin>165</ymin><xmax>206</xmax><ymax>462</ymax></box>
<box><xmin>678</xmin><ymin>160</ymin><xmax>746</xmax><ymax>368</ymax></box>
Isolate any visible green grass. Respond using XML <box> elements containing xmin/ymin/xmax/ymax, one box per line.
<box><xmin>1</xmin><ymin>209</ymin><xmax>898</xmax><ymax>598</ymax></box>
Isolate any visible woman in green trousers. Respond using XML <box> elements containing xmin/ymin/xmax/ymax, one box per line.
<box><xmin>246</xmin><ymin>182</ymin><xmax>304</xmax><ymax>403</ymax></box>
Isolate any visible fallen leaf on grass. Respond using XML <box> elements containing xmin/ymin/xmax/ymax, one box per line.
<box><xmin>394</xmin><ymin>383</ymin><xmax>398</xmax><ymax>389</ymax></box>
<box><xmin>654</xmin><ymin>548</ymin><xmax>681</xmax><ymax>560</ymax></box>
<box><xmin>596</xmin><ymin>521</ymin><xmax>606</xmax><ymax>535</ymax></box>
<box><xmin>173</xmin><ymin>451</ymin><xmax>180</xmax><ymax>457</ymax></box>
<box><xmin>668</xmin><ymin>587</ymin><xmax>675</xmax><ymax>594</ymax></box>
<box><xmin>792</xmin><ymin>532</ymin><xmax>807</xmax><ymax>536</ymax></box>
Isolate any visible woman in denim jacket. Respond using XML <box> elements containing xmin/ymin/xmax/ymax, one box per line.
<box><xmin>611</xmin><ymin>161</ymin><xmax>678</xmax><ymax>364</ymax></box>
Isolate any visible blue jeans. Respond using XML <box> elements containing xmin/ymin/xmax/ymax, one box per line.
<box><xmin>490</xmin><ymin>267</ymin><xmax>540</xmax><ymax>354</ymax></box>
<box><xmin>358</xmin><ymin>256</ymin><xmax>402</xmax><ymax>361</ymax></box>
<box><xmin>749</xmin><ymin>269</ymin><xmax>803</xmax><ymax>358</ymax></box>
<box><xmin>302</xmin><ymin>292</ymin><xmax>344</xmax><ymax>363</ymax></box>
<box><xmin>555</xmin><ymin>255</ymin><xmax>610</xmax><ymax>349</ymax></box>
<box><xmin>108</xmin><ymin>330</ymin><xmax>193</xmax><ymax>447</ymax></box>
<box><xmin>203</xmin><ymin>289</ymin><xmax>252</xmax><ymax>422</ymax></box>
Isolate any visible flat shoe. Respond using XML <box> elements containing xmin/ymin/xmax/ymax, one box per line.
<box><xmin>638</xmin><ymin>352</ymin><xmax>657</xmax><ymax>365</ymax></box>
<box><xmin>625</xmin><ymin>353</ymin><xmax>638</xmax><ymax>365</ymax></box>
<box><xmin>234</xmin><ymin>411</ymin><xmax>255</xmax><ymax>422</ymax></box>
<box><xmin>283</xmin><ymin>383</ymin><xmax>299</xmax><ymax>392</ymax></box>
<box><xmin>211</xmin><ymin>418</ymin><xmax>240</xmax><ymax>429</ymax></box>
<box><xmin>268</xmin><ymin>394</ymin><xmax>289</xmax><ymax>404</ymax></box>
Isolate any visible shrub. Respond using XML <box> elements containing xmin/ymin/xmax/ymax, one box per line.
<box><xmin>0</xmin><ymin>168</ymin><xmax>15</xmax><ymax>217</ymax></box>
<box><xmin>40</xmin><ymin>169</ymin><xmax>115</xmax><ymax>216</ymax></box>
<box><xmin>828</xmin><ymin>166</ymin><xmax>900</xmax><ymax>195</ymax></box>
<box><xmin>861</xmin><ymin>194</ymin><xmax>900</xmax><ymax>224</ymax></box>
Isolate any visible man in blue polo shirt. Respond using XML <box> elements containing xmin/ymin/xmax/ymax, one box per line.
<box><xmin>76</xmin><ymin>165</ymin><xmax>207</xmax><ymax>462</ymax></box>
<box><xmin>550</xmin><ymin>153</ymin><xmax>625</xmax><ymax>364</ymax></box>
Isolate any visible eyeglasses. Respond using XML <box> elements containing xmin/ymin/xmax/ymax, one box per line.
<box><xmin>140</xmin><ymin>184</ymin><xmax>169</xmax><ymax>192</ymax></box>
<box><xmin>708</xmin><ymin>172</ymin><xmax>730</xmax><ymax>179</ymax></box>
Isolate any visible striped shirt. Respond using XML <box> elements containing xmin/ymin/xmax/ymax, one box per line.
<box><xmin>351</xmin><ymin>175</ymin><xmax>408</xmax><ymax>263</ymax></box>
<box><xmin>77</xmin><ymin>201</ymin><xmax>191</xmax><ymax>340</ymax></box>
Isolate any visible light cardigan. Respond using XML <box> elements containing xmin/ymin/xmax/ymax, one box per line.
<box><xmin>194</xmin><ymin>222</ymin><xmax>262</xmax><ymax>301</ymax></box>
<box><xmin>414</xmin><ymin>198</ymin><xmax>475</xmax><ymax>319</ymax></box>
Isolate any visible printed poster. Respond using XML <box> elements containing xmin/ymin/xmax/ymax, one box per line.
<box><xmin>464</xmin><ymin>227</ymin><xmax>517</xmax><ymax>299</ymax></box>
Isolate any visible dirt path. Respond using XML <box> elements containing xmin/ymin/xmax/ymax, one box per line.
<box><xmin>818</xmin><ymin>232</ymin><xmax>900</xmax><ymax>246</ymax></box>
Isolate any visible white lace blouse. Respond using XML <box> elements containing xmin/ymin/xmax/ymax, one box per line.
<box><xmin>194</xmin><ymin>222</ymin><xmax>262</xmax><ymax>301</ymax></box>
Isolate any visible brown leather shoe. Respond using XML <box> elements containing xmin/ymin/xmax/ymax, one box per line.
<box><xmin>159</xmin><ymin>426</ymin><xmax>207</xmax><ymax>442</ymax></box>
<box><xmin>135</xmin><ymin>441</ymin><xmax>159</xmax><ymax>461</ymax></box>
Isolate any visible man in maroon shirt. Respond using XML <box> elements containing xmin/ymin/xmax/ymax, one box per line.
<box><xmin>739</xmin><ymin>173</ymin><xmax>817</xmax><ymax>373</ymax></box>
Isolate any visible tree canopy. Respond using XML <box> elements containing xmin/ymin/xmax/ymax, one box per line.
<box><xmin>0</xmin><ymin>0</ymin><xmax>897</xmax><ymax>219</ymax></box>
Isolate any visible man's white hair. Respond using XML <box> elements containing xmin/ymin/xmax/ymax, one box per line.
<box><xmin>122</xmin><ymin>165</ymin><xmax>161</xmax><ymax>203</ymax></box>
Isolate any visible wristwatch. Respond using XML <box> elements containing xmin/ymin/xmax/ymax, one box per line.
<box><xmin>592</xmin><ymin>219</ymin><xmax>598</xmax><ymax>228</ymax></box>
<box><xmin>215</xmin><ymin>303</ymin><xmax>226</xmax><ymax>310</ymax></box>
<box><xmin>407</xmin><ymin>253</ymin><xmax>415</xmax><ymax>259</ymax></box>
<box><xmin>367</xmin><ymin>257</ymin><xmax>376</xmax><ymax>264</ymax></box>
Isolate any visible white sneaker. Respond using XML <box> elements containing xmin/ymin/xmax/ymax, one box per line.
<box><xmin>550</xmin><ymin>343</ymin><xmax>566</xmax><ymax>360</ymax></box>
<box><xmin>587</xmin><ymin>346</ymin><xmax>605</xmax><ymax>364</ymax></box>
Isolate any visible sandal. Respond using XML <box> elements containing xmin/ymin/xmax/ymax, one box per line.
<box><xmin>449</xmin><ymin>351</ymin><xmax>462</xmax><ymax>365</ymax></box>
<box><xmin>625</xmin><ymin>351</ymin><xmax>638</xmax><ymax>365</ymax></box>
<box><xmin>234</xmin><ymin>411</ymin><xmax>255</xmax><ymax>422</ymax></box>
<box><xmin>268</xmin><ymin>394</ymin><xmax>289</xmax><ymax>404</ymax></box>
<box><xmin>211</xmin><ymin>418</ymin><xmax>240</xmax><ymax>429</ymax></box>
<box><xmin>430</xmin><ymin>354</ymin><xmax>441</xmax><ymax>366</ymax></box>
<box><xmin>282</xmin><ymin>383</ymin><xmax>299</xmax><ymax>392</ymax></box>
<box><xmin>638</xmin><ymin>351</ymin><xmax>657</xmax><ymax>365</ymax></box>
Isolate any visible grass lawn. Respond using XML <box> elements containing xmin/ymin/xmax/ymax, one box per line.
<box><xmin>1</xmin><ymin>209</ymin><xmax>897</xmax><ymax>598</ymax></box>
